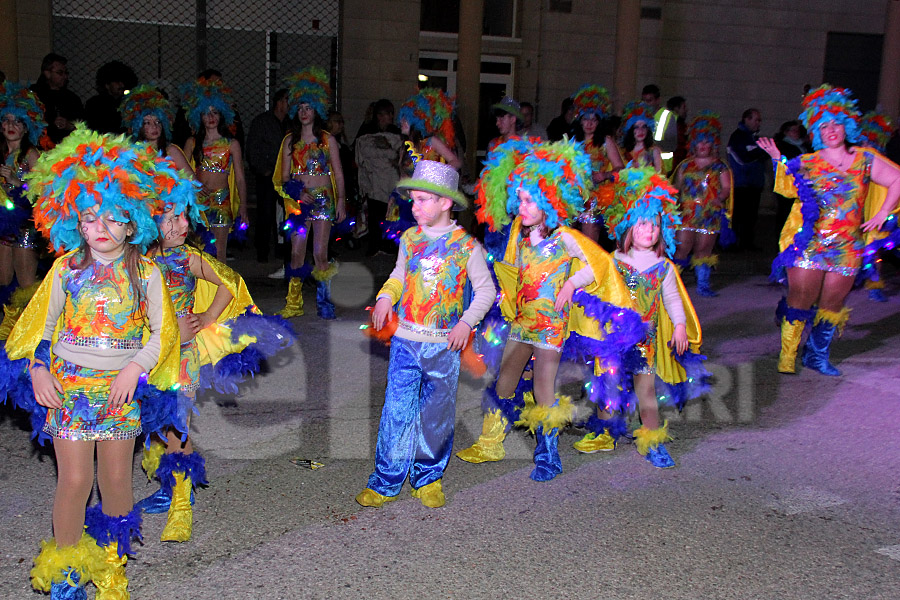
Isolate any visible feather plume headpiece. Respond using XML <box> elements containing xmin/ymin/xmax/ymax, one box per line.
<box><xmin>799</xmin><ymin>84</ymin><xmax>861</xmax><ymax>150</ymax></box>
<box><xmin>285</xmin><ymin>67</ymin><xmax>332</xmax><ymax>120</ymax></box>
<box><xmin>180</xmin><ymin>77</ymin><xmax>236</xmax><ymax>133</ymax></box>
<box><xmin>572</xmin><ymin>84</ymin><xmax>612</xmax><ymax>120</ymax></box>
<box><xmin>0</xmin><ymin>82</ymin><xmax>49</xmax><ymax>148</ymax></box>
<box><xmin>687</xmin><ymin>110</ymin><xmax>722</xmax><ymax>153</ymax></box>
<box><xmin>120</xmin><ymin>84</ymin><xmax>174</xmax><ymax>141</ymax></box>
<box><xmin>398</xmin><ymin>87</ymin><xmax>457</xmax><ymax>148</ymax></box>
<box><xmin>603</xmin><ymin>166</ymin><xmax>681</xmax><ymax>257</ymax></box>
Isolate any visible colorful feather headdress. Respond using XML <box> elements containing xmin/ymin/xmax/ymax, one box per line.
<box><xmin>475</xmin><ymin>137</ymin><xmax>591</xmax><ymax>231</ymax></box>
<box><xmin>0</xmin><ymin>82</ymin><xmax>49</xmax><ymax>148</ymax></box>
<box><xmin>180</xmin><ymin>77</ymin><xmax>236</xmax><ymax>133</ymax></box>
<box><xmin>687</xmin><ymin>110</ymin><xmax>722</xmax><ymax>152</ymax></box>
<box><xmin>286</xmin><ymin>67</ymin><xmax>332</xmax><ymax>120</ymax></box>
<box><xmin>799</xmin><ymin>84</ymin><xmax>861</xmax><ymax>150</ymax></box>
<box><xmin>620</xmin><ymin>101</ymin><xmax>656</xmax><ymax>138</ymax></box>
<box><xmin>572</xmin><ymin>84</ymin><xmax>612</xmax><ymax>120</ymax></box>
<box><xmin>603</xmin><ymin>166</ymin><xmax>681</xmax><ymax>257</ymax></box>
<box><xmin>120</xmin><ymin>84</ymin><xmax>174</xmax><ymax>141</ymax></box>
<box><xmin>859</xmin><ymin>110</ymin><xmax>894</xmax><ymax>153</ymax></box>
<box><xmin>397</xmin><ymin>87</ymin><xmax>457</xmax><ymax>148</ymax></box>
<box><xmin>24</xmin><ymin>125</ymin><xmax>199</xmax><ymax>253</ymax></box>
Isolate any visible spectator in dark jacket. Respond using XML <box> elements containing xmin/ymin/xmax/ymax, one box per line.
<box><xmin>85</xmin><ymin>61</ymin><xmax>137</xmax><ymax>134</ymax></box>
<box><xmin>773</xmin><ymin>120</ymin><xmax>811</xmax><ymax>232</ymax></box>
<box><xmin>727</xmin><ymin>108</ymin><xmax>769</xmax><ymax>250</ymax></box>
<box><xmin>31</xmin><ymin>53</ymin><xmax>83</xmax><ymax>144</ymax></box>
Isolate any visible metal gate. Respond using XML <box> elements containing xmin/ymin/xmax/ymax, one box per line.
<box><xmin>51</xmin><ymin>0</ymin><xmax>340</xmax><ymax>122</ymax></box>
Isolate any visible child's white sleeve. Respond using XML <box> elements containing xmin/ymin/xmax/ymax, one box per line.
<box><xmin>561</xmin><ymin>232</ymin><xmax>595</xmax><ymax>289</ymax></box>
<box><xmin>459</xmin><ymin>244</ymin><xmax>496</xmax><ymax>329</ymax></box>
<box><xmin>42</xmin><ymin>269</ymin><xmax>65</xmax><ymax>341</ymax></box>
<box><xmin>661</xmin><ymin>265</ymin><xmax>686</xmax><ymax>326</ymax></box>
<box><xmin>131</xmin><ymin>268</ymin><xmax>164</xmax><ymax>373</ymax></box>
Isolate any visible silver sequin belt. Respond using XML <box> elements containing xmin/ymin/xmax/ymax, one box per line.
<box><xmin>58</xmin><ymin>331</ymin><xmax>143</xmax><ymax>350</ymax></box>
<box><xmin>398</xmin><ymin>319</ymin><xmax>452</xmax><ymax>337</ymax></box>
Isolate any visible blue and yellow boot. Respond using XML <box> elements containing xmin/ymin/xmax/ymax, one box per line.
<box><xmin>279</xmin><ymin>264</ymin><xmax>312</xmax><ymax>318</ymax></box>
<box><xmin>31</xmin><ymin>534</ymin><xmax>106</xmax><ymax>599</ymax></box>
<box><xmin>801</xmin><ymin>307</ymin><xmax>849</xmax><ymax>376</ymax></box>
<box><xmin>633</xmin><ymin>421</ymin><xmax>675</xmax><ymax>468</ymax></box>
<box><xmin>157</xmin><ymin>452</ymin><xmax>207</xmax><ymax>543</ymax></box>
<box><xmin>775</xmin><ymin>298</ymin><xmax>815</xmax><ymax>374</ymax></box>
<box><xmin>136</xmin><ymin>440</ymin><xmax>169</xmax><ymax>513</ymax></box>
<box><xmin>84</xmin><ymin>504</ymin><xmax>142</xmax><ymax>599</ymax></box>
<box><xmin>456</xmin><ymin>381</ymin><xmax>526</xmax><ymax>463</ymax></box>
<box><xmin>574</xmin><ymin>414</ymin><xmax>628</xmax><ymax>453</ymax></box>
<box><xmin>865</xmin><ymin>279</ymin><xmax>888</xmax><ymax>303</ymax></box>
<box><xmin>312</xmin><ymin>261</ymin><xmax>338</xmax><ymax>320</ymax></box>
<box><xmin>515</xmin><ymin>393</ymin><xmax>575</xmax><ymax>482</ymax></box>
<box><xmin>692</xmin><ymin>255</ymin><xmax>719</xmax><ymax>297</ymax></box>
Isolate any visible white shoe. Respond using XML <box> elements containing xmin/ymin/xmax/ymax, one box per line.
<box><xmin>268</xmin><ymin>266</ymin><xmax>285</xmax><ymax>279</ymax></box>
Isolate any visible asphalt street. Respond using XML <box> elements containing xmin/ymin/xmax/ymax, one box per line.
<box><xmin>1</xmin><ymin>242</ymin><xmax>899</xmax><ymax>599</ymax></box>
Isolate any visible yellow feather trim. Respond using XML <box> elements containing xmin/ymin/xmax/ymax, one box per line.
<box><xmin>814</xmin><ymin>306</ymin><xmax>850</xmax><ymax>335</ymax></box>
<box><xmin>9</xmin><ymin>281</ymin><xmax>41</xmax><ymax>308</ymax></box>
<box><xmin>514</xmin><ymin>392</ymin><xmax>575</xmax><ymax>434</ymax></box>
<box><xmin>377</xmin><ymin>278</ymin><xmax>403</xmax><ymax>306</ymax></box>
<box><xmin>633</xmin><ymin>421</ymin><xmax>672</xmax><ymax>455</ymax></box>
<box><xmin>864</xmin><ymin>279</ymin><xmax>885</xmax><ymax>290</ymax></box>
<box><xmin>312</xmin><ymin>262</ymin><xmax>339</xmax><ymax>282</ymax></box>
<box><xmin>30</xmin><ymin>533</ymin><xmax>106</xmax><ymax>591</ymax></box>
<box><xmin>690</xmin><ymin>255</ymin><xmax>718</xmax><ymax>268</ymax></box>
<box><xmin>141</xmin><ymin>440</ymin><xmax>166</xmax><ymax>480</ymax></box>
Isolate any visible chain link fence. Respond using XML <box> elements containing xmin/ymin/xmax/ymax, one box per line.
<box><xmin>51</xmin><ymin>0</ymin><xmax>340</xmax><ymax>127</ymax></box>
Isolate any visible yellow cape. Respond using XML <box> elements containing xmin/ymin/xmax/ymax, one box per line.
<box><xmin>272</xmin><ymin>133</ymin><xmax>338</xmax><ymax>218</ymax></box>
<box><xmin>493</xmin><ymin>217</ymin><xmax>637</xmax><ymax>343</ymax></box>
<box><xmin>184</xmin><ymin>246</ymin><xmax>264</xmax><ymax>367</ymax></box>
<box><xmin>775</xmin><ymin>148</ymin><xmax>900</xmax><ymax>251</ymax></box>
<box><xmin>653</xmin><ymin>258</ymin><xmax>703</xmax><ymax>385</ymax></box>
<box><xmin>6</xmin><ymin>251</ymin><xmax>180</xmax><ymax>391</ymax></box>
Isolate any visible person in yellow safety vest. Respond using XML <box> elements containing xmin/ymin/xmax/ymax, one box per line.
<box><xmin>655</xmin><ymin>96</ymin><xmax>687</xmax><ymax>174</ymax></box>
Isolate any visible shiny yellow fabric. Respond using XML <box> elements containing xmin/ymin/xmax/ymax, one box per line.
<box><xmin>190</xmin><ymin>247</ymin><xmax>261</xmax><ymax>367</ymax></box>
<box><xmin>862</xmin><ymin>150</ymin><xmax>900</xmax><ymax>244</ymax></box>
<box><xmin>378</xmin><ymin>277</ymin><xmax>403</xmax><ymax>306</ymax></box>
<box><xmin>272</xmin><ymin>133</ymin><xmax>337</xmax><ymax>217</ymax></box>
<box><xmin>496</xmin><ymin>217</ymin><xmax>637</xmax><ymax>342</ymax></box>
<box><xmin>30</xmin><ymin>533</ymin><xmax>107</xmax><ymax>591</ymax></box>
<box><xmin>7</xmin><ymin>252</ymin><xmax>180</xmax><ymax>390</ymax></box>
<box><xmin>160</xmin><ymin>472</ymin><xmax>193</xmax><ymax>542</ymax></box>
<box><xmin>514</xmin><ymin>392</ymin><xmax>575</xmax><ymax>433</ymax></box>
<box><xmin>633</xmin><ymin>421</ymin><xmax>672</xmax><ymax>455</ymax></box>
<box><xmin>654</xmin><ymin>261</ymin><xmax>703</xmax><ymax>386</ymax></box>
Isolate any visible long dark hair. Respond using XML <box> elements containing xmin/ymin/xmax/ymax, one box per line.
<box><xmin>73</xmin><ymin>220</ymin><xmax>147</xmax><ymax>322</ymax></box>
<box><xmin>574</xmin><ymin>116</ymin><xmax>617</xmax><ymax>147</ymax></box>
<box><xmin>139</xmin><ymin>127</ymin><xmax>169</xmax><ymax>155</ymax></box>
<box><xmin>191</xmin><ymin>118</ymin><xmax>232</xmax><ymax>167</ymax></box>
<box><xmin>1</xmin><ymin>128</ymin><xmax>35</xmax><ymax>164</ymax></box>
<box><xmin>288</xmin><ymin>112</ymin><xmax>326</xmax><ymax>150</ymax></box>
<box><xmin>623</xmin><ymin>123</ymin><xmax>655</xmax><ymax>153</ymax></box>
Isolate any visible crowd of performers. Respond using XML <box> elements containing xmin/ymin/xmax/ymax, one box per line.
<box><xmin>0</xmin><ymin>67</ymin><xmax>898</xmax><ymax>597</ymax></box>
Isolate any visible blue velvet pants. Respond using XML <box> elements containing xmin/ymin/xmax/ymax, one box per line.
<box><xmin>367</xmin><ymin>337</ymin><xmax>460</xmax><ymax>496</ymax></box>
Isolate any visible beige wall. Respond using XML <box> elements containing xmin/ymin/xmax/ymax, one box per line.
<box><xmin>340</xmin><ymin>0</ymin><xmax>421</xmax><ymax>140</ymax></box>
<box><xmin>2</xmin><ymin>0</ymin><xmax>52</xmax><ymax>82</ymax></box>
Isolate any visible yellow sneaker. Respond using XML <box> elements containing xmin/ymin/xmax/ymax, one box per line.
<box><xmin>411</xmin><ymin>480</ymin><xmax>445</xmax><ymax>508</ymax></box>
<box><xmin>355</xmin><ymin>488</ymin><xmax>397</xmax><ymax>508</ymax></box>
<box><xmin>573</xmin><ymin>430</ymin><xmax>616</xmax><ymax>454</ymax></box>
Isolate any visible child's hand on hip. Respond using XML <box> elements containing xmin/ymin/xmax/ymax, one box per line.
<box><xmin>554</xmin><ymin>280</ymin><xmax>576</xmax><ymax>311</ymax></box>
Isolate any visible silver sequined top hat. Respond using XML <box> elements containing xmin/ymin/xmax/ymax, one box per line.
<box><xmin>491</xmin><ymin>96</ymin><xmax>524</xmax><ymax>121</ymax></box>
<box><xmin>396</xmin><ymin>160</ymin><xmax>468</xmax><ymax>208</ymax></box>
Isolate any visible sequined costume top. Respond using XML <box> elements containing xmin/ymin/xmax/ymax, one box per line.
<box><xmin>674</xmin><ymin>158</ymin><xmax>729</xmax><ymax>233</ymax></box>
<box><xmin>580</xmin><ymin>138</ymin><xmax>617</xmax><ymax>223</ymax></box>
<box><xmin>508</xmin><ymin>229</ymin><xmax>573</xmax><ymax>350</ymax></box>
<box><xmin>779</xmin><ymin>150</ymin><xmax>874</xmax><ymax>275</ymax></box>
<box><xmin>198</xmin><ymin>138</ymin><xmax>232</xmax><ymax>174</ymax></box>
<box><xmin>396</xmin><ymin>226</ymin><xmax>477</xmax><ymax>334</ymax></box>
<box><xmin>291</xmin><ymin>135</ymin><xmax>331</xmax><ymax>177</ymax></box>
<box><xmin>2</xmin><ymin>149</ymin><xmax>28</xmax><ymax>193</ymax></box>
<box><xmin>152</xmin><ymin>245</ymin><xmax>196</xmax><ymax>317</ymax></box>
<box><xmin>614</xmin><ymin>258</ymin><xmax>668</xmax><ymax>368</ymax></box>
<box><xmin>624</xmin><ymin>147</ymin><xmax>656</xmax><ymax>170</ymax></box>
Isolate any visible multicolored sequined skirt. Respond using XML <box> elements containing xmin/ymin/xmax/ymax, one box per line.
<box><xmin>179</xmin><ymin>339</ymin><xmax>200</xmax><ymax>393</ymax></box>
<box><xmin>43</xmin><ymin>358</ymin><xmax>142</xmax><ymax>441</ymax></box>
<box><xmin>792</xmin><ymin>231</ymin><xmax>863</xmax><ymax>276</ymax></box>
<box><xmin>201</xmin><ymin>188</ymin><xmax>233</xmax><ymax>227</ymax></box>
<box><xmin>305</xmin><ymin>185</ymin><xmax>335</xmax><ymax>221</ymax></box>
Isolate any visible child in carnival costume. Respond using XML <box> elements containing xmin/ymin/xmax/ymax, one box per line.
<box><xmin>619</xmin><ymin>101</ymin><xmax>663</xmax><ymax>172</ymax></box>
<box><xmin>272</xmin><ymin>67</ymin><xmax>346</xmax><ymax>319</ymax></box>
<box><xmin>760</xmin><ymin>85</ymin><xmax>900</xmax><ymax>376</ymax></box>
<box><xmin>181</xmin><ymin>77</ymin><xmax>249</xmax><ymax>260</ymax></box>
<box><xmin>356</xmin><ymin>160</ymin><xmax>495</xmax><ymax>508</ymax></box>
<box><xmin>0</xmin><ymin>125</ymin><xmax>185</xmax><ymax>598</ymax></box>
<box><xmin>571</xmin><ymin>84</ymin><xmax>624</xmax><ymax>245</ymax></box>
<box><xmin>0</xmin><ymin>82</ymin><xmax>51</xmax><ymax>339</ymax></box>
<box><xmin>671</xmin><ymin>111</ymin><xmax>734</xmax><ymax>297</ymax></box>
<box><xmin>138</xmin><ymin>173</ymin><xmax>295</xmax><ymax>543</ymax></box>
<box><xmin>121</xmin><ymin>84</ymin><xmax>194</xmax><ymax>175</ymax></box>
<box><xmin>857</xmin><ymin>110</ymin><xmax>897</xmax><ymax>302</ymax></box>
<box><xmin>385</xmin><ymin>87</ymin><xmax>462</xmax><ymax>242</ymax></box>
<box><xmin>456</xmin><ymin>138</ymin><xmax>644</xmax><ymax>482</ymax></box>
<box><xmin>581</xmin><ymin>166</ymin><xmax>709</xmax><ymax>467</ymax></box>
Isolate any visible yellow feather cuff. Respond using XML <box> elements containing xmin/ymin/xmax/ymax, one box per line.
<box><xmin>514</xmin><ymin>392</ymin><xmax>575</xmax><ymax>434</ymax></box>
<box><xmin>814</xmin><ymin>307</ymin><xmax>850</xmax><ymax>335</ymax></box>
<box><xmin>30</xmin><ymin>533</ymin><xmax>106</xmax><ymax>591</ymax></box>
<box><xmin>864</xmin><ymin>279</ymin><xmax>885</xmax><ymax>290</ymax></box>
<box><xmin>690</xmin><ymin>255</ymin><xmax>718</xmax><ymax>268</ymax></box>
<box><xmin>141</xmin><ymin>440</ymin><xmax>166</xmax><ymax>480</ymax></box>
<box><xmin>378</xmin><ymin>278</ymin><xmax>403</xmax><ymax>305</ymax></box>
<box><xmin>633</xmin><ymin>421</ymin><xmax>672</xmax><ymax>455</ymax></box>
<box><xmin>312</xmin><ymin>262</ymin><xmax>339</xmax><ymax>281</ymax></box>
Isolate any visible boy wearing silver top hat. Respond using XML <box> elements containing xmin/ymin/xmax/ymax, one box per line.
<box><xmin>356</xmin><ymin>160</ymin><xmax>495</xmax><ymax>509</ymax></box>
